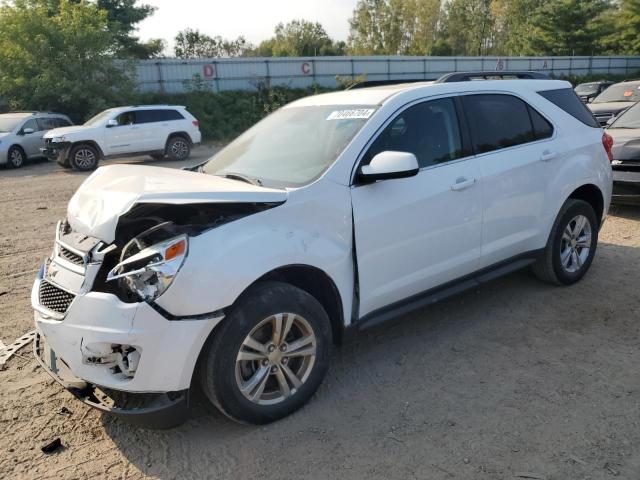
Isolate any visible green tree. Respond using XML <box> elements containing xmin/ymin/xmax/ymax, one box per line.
<box><xmin>256</xmin><ymin>20</ymin><xmax>345</xmax><ymax>56</ymax></box>
<box><xmin>521</xmin><ymin>0</ymin><xmax>611</xmax><ymax>55</ymax></box>
<box><xmin>174</xmin><ymin>29</ymin><xmax>251</xmax><ymax>58</ymax></box>
<box><xmin>439</xmin><ymin>0</ymin><xmax>496</xmax><ymax>56</ymax></box>
<box><xmin>347</xmin><ymin>0</ymin><xmax>442</xmax><ymax>55</ymax></box>
<box><xmin>97</xmin><ymin>0</ymin><xmax>164</xmax><ymax>58</ymax></box>
<box><xmin>601</xmin><ymin>0</ymin><xmax>640</xmax><ymax>54</ymax></box>
<box><xmin>0</xmin><ymin>0</ymin><xmax>132</xmax><ymax>120</ymax></box>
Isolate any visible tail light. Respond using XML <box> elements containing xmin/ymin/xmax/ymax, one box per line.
<box><xmin>192</xmin><ymin>120</ymin><xmax>200</xmax><ymax>128</ymax></box>
<box><xmin>602</xmin><ymin>132</ymin><xmax>614</xmax><ymax>163</ymax></box>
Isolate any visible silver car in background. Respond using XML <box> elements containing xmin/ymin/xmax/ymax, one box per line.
<box><xmin>0</xmin><ymin>112</ymin><xmax>72</xmax><ymax>168</ymax></box>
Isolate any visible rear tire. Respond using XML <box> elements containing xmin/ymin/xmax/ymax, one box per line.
<box><xmin>532</xmin><ymin>199</ymin><xmax>598</xmax><ymax>285</ymax></box>
<box><xmin>199</xmin><ymin>281</ymin><xmax>332</xmax><ymax>424</ymax></box>
<box><xmin>69</xmin><ymin>144</ymin><xmax>99</xmax><ymax>171</ymax></box>
<box><xmin>166</xmin><ymin>136</ymin><xmax>191</xmax><ymax>161</ymax></box>
<box><xmin>7</xmin><ymin>146</ymin><xmax>25</xmax><ymax>168</ymax></box>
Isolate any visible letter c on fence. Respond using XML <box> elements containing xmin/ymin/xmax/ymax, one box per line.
<box><xmin>301</xmin><ymin>62</ymin><xmax>311</xmax><ymax>75</ymax></box>
<box><xmin>203</xmin><ymin>64</ymin><xmax>216</xmax><ymax>78</ymax></box>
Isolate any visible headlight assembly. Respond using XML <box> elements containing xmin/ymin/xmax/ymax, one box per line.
<box><xmin>107</xmin><ymin>235</ymin><xmax>188</xmax><ymax>302</ymax></box>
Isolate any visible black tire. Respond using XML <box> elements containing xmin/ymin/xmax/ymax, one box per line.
<box><xmin>166</xmin><ymin>135</ymin><xmax>191</xmax><ymax>161</ymax></box>
<box><xmin>69</xmin><ymin>144</ymin><xmax>99</xmax><ymax>171</ymax></box>
<box><xmin>199</xmin><ymin>281</ymin><xmax>332</xmax><ymax>424</ymax></box>
<box><xmin>533</xmin><ymin>199</ymin><xmax>599</xmax><ymax>285</ymax></box>
<box><xmin>7</xmin><ymin>146</ymin><xmax>25</xmax><ymax>168</ymax></box>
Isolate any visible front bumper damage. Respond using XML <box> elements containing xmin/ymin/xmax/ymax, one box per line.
<box><xmin>32</xmin><ymin>221</ymin><xmax>224</xmax><ymax>426</ymax></box>
<box><xmin>40</xmin><ymin>140</ymin><xmax>71</xmax><ymax>166</ymax></box>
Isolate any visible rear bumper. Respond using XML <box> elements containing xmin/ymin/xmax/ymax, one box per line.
<box><xmin>612</xmin><ymin>170</ymin><xmax>640</xmax><ymax>205</ymax></box>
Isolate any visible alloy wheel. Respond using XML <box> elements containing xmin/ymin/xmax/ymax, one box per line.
<box><xmin>9</xmin><ymin>148</ymin><xmax>24</xmax><ymax>168</ymax></box>
<box><xmin>235</xmin><ymin>313</ymin><xmax>317</xmax><ymax>405</ymax></box>
<box><xmin>560</xmin><ymin>214</ymin><xmax>592</xmax><ymax>273</ymax></box>
<box><xmin>74</xmin><ymin>148</ymin><xmax>96</xmax><ymax>169</ymax></box>
<box><xmin>170</xmin><ymin>139</ymin><xmax>189</xmax><ymax>159</ymax></box>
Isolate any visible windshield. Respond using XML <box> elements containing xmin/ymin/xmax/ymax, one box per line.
<box><xmin>609</xmin><ymin>102</ymin><xmax>640</xmax><ymax>129</ymax></box>
<box><xmin>593</xmin><ymin>83</ymin><xmax>640</xmax><ymax>103</ymax></box>
<box><xmin>201</xmin><ymin>105</ymin><xmax>377</xmax><ymax>187</ymax></box>
<box><xmin>575</xmin><ymin>83</ymin><xmax>599</xmax><ymax>95</ymax></box>
<box><xmin>84</xmin><ymin>110</ymin><xmax>114</xmax><ymax>127</ymax></box>
<box><xmin>0</xmin><ymin>116</ymin><xmax>24</xmax><ymax>133</ymax></box>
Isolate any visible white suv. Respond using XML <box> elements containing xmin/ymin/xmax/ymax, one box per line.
<box><xmin>42</xmin><ymin>105</ymin><xmax>201</xmax><ymax>171</ymax></box>
<box><xmin>32</xmin><ymin>76</ymin><xmax>612</xmax><ymax>427</ymax></box>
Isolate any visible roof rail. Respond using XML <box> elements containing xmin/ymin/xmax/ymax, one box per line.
<box><xmin>434</xmin><ymin>71</ymin><xmax>549</xmax><ymax>83</ymax></box>
<box><xmin>347</xmin><ymin>79</ymin><xmax>430</xmax><ymax>90</ymax></box>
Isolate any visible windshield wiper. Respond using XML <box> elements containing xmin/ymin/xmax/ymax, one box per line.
<box><xmin>219</xmin><ymin>173</ymin><xmax>262</xmax><ymax>186</ymax></box>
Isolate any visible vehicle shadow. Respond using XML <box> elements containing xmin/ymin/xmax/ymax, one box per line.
<box><xmin>100</xmin><ymin>240</ymin><xmax>640</xmax><ymax>479</ymax></box>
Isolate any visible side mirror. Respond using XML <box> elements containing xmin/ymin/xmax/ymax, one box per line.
<box><xmin>359</xmin><ymin>151</ymin><xmax>419</xmax><ymax>182</ymax></box>
<box><xmin>22</xmin><ymin>127</ymin><xmax>34</xmax><ymax>135</ymax></box>
<box><xmin>106</xmin><ymin>119</ymin><xmax>118</xmax><ymax>128</ymax></box>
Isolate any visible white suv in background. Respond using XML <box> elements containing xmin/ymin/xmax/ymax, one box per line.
<box><xmin>33</xmin><ymin>75</ymin><xmax>612</xmax><ymax>428</ymax></box>
<box><xmin>42</xmin><ymin>105</ymin><xmax>201</xmax><ymax>171</ymax></box>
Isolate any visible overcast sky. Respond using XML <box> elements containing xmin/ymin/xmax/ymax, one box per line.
<box><xmin>137</xmin><ymin>0</ymin><xmax>358</xmax><ymax>50</ymax></box>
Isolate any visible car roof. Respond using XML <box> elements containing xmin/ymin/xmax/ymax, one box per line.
<box><xmin>0</xmin><ymin>111</ymin><xmax>67</xmax><ymax>118</ymax></box>
<box><xmin>288</xmin><ymin>79</ymin><xmax>571</xmax><ymax>108</ymax></box>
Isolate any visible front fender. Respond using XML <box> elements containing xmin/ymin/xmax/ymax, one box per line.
<box><xmin>154</xmin><ymin>181</ymin><xmax>355</xmax><ymax>326</ymax></box>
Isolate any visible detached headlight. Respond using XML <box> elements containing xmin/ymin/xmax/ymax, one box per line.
<box><xmin>107</xmin><ymin>235</ymin><xmax>188</xmax><ymax>302</ymax></box>
<box><xmin>51</xmin><ymin>136</ymin><xmax>66</xmax><ymax>143</ymax></box>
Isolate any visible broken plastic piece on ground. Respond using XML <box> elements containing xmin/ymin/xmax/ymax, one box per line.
<box><xmin>0</xmin><ymin>330</ymin><xmax>36</xmax><ymax>371</ymax></box>
<box><xmin>41</xmin><ymin>438</ymin><xmax>62</xmax><ymax>454</ymax></box>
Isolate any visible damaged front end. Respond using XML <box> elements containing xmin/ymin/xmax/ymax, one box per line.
<box><xmin>32</xmin><ymin>199</ymin><xmax>282</xmax><ymax>426</ymax></box>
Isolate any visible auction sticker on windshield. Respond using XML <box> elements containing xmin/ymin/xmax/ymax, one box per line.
<box><xmin>327</xmin><ymin>109</ymin><xmax>375</xmax><ymax>120</ymax></box>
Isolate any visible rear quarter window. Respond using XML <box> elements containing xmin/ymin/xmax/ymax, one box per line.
<box><xmin>537</xmin><ymin>88</ymin><xmax>600</xmax><ymax>128</ymax></box>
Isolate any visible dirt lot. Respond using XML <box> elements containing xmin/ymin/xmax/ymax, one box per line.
<box><xmin>1</xmin><ymin>151</ymin><xmax>639</xmax><ymax>479</ymax></box>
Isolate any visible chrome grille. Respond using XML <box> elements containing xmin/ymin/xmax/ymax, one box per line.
<box><xmin>39</xmin><ymin>280</ymin><xmax>75</xmax><ymax>315</ymax></box>
<box><xmin>59</xmin><ymin>246</ymin><xmax>84</xmax><ymax>266</ymax></box>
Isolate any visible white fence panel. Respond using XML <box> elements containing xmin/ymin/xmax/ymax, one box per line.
<box><xmin>129</xmin><ymin>56</ymin><xmax>640</xmax><ymax>93</ymax></box>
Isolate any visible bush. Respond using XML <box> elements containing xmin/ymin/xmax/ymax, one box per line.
<box><xmin>134</xmin><ymin>83</ymin><xmax>334</xmax><ymax>142</ymax></box>
<box><xmin>551</xmin><ymin>70</ymin><xmax>640</xmax><ymax>87</ymax></box>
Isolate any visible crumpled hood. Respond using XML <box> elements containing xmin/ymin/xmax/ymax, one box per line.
<box><xmin>608</xmin><ymin>128</ymin><xmax>640</xmax><ymax>161</ymax></box>
<box><xmin>67</xmin><ymin>164</ymin><xmax>287</xmax><ymax>243</ymax></box>
<box><xmin>43</xmin><ymin>125</ymin><xmax>95</xmax><ymax>139</ymax></box>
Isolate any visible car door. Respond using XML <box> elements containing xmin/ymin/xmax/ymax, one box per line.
<box><xmin>351</xmin><ymin>97</ymin><xmax>483</xmax><ymax>318</ymax></box>
<box><xmin>460</xmin><ymin>93</ymin><xmax>556</xmax><ymax>268</ymax></box>
<box><xmin>103</xmin><ymin>111</ymin><xmax>141</xmax><ymax>155</ymax></box>
<box><xmin>134</xmin><ymin>109</ymin><xmax>164</xmax><ymax>151</ymax></box>
<box><xmin>19</xmin><ymin>118</ymin><xmax>46</xmax><ymax>158</ymax></box>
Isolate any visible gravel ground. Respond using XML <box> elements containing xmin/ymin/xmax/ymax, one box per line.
<box><xmin>1</xmin><ymin>152</ymin><xmax>639</xmax><ymax>479</ymax></box>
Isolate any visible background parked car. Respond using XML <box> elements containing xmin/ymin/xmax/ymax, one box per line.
<box><xmin>41</xmin><ymin>105</ymin><xmax>201</xmax><ymax>171</ymax></box>
<box><xmin>587</xmin><ymin>79</ymin><xmax>640</xmax><ymax>125</ymax></box>
<box><xmin>606</xmin><ymin>101</ymin><xmax>640</xmax><ymax>205</ymax></box>
<box><xmin>574</xmin><ymin>80</ymin><xmax>614</xmax><ymax>103</ymax></box>
<box><xmin>0</xmin><ymin>112</ymin><xmax>73</xmax><ymax>168</ymax></box>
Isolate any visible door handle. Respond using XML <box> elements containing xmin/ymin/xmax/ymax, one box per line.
<box><xmin>540</xmin><ymin>150</ymin><xmax>558</xmax><ymax>162</ymax></box>
<box><xmin>451</xmin><ymin>177</ymin><xmax>476</xmax><ymax>191</ymax></box>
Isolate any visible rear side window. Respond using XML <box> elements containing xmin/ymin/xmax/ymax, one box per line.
<box><xmin>537</xmin><ymin>88</ymin><xmax>600</xmax><ymax>128</ymax></box>
<box><xmin>55</xmin><ymin>117</ymin><xmax>72</xmax><ymax>127</ymax></box>
<box><xmin>37</xmin><ymin>117</ymin><xmax>58</xmax><ymax>130</ymax></box>
<box><xmin>136</xmin><ymin>109</ymin><xmax>184</xmax><ymax>123</ymax></box>
<box><xmin>528</xmin><ymin>106</ymin><xmax>553</xmax><ymax>140</ymax></box>
<box><xmin>462</xmin><ymin>94</ymin><xmax>536</xmax><ymax>153</ymax></box>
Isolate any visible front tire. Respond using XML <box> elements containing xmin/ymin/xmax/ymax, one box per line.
<box><xmin>199</xmin><ymin>281</ymin><xmax>332</xmax><ymax>424</ymax></box>
<box><xmin>69</xmin><ymin>144</ymin><xmax>99</xmax><ymax>171</ymax></box>
<box><xmin>533</xmin><ymin>199</ymin><xmax>598</xmax><ymax>285</ymax></box>
<box><xmin>7</xmin><ymin>146</ymin><xmax>25</xmax><ymax>168</ymax></box>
